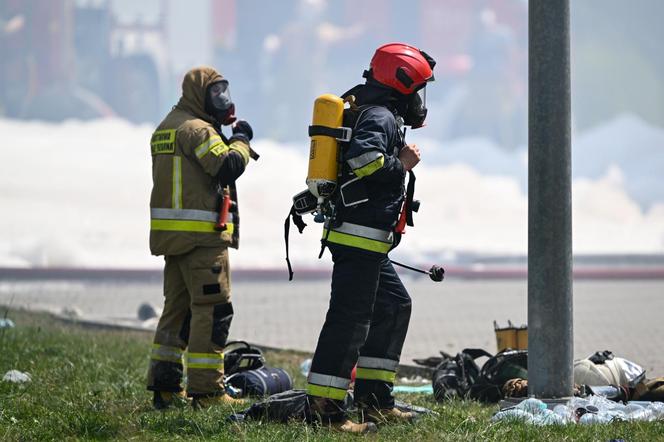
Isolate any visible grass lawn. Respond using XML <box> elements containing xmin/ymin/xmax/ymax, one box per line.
<box><xmin>1</xmin><ymin>307</ymin><xmax>662</xmax><ymax>441</ymax></box>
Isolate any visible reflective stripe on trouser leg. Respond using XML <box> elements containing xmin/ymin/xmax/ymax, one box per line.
<box><xmin>147</xmin><ymin>254</ymin><xmax>190</xmax><ymax>393</ymax></box>
<box><xmin>187</xmin><ymin>352</ymin><xmax>224</xmax><ymax>369</ymax></box>
<box><xmin>307</xmin><ymin>245</ymin><xmax>383</xmax><ymax>416</ymax></box>
<box><xmin>355</xmin><ymin>259</ymin><xmax>412</xmax><ymax>408</ymax></box>
<box><xmin>306</xmin><ymin>372</ymin><xmax>351</xmax><ymax>400</ymax></box>
<box><xmin>355</xmin><ymin>356</ymin><xmax>398</xmax><ymax>383</ymax></box>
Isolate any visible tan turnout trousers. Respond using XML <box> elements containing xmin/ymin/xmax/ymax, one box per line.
<box><xmin>147</xmin><ymin>246</ymin><xmax>233</xmax><ymax>396</ymax></box>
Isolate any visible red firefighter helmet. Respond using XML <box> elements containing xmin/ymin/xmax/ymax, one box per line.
<box><xmin>367</xmin><ymin>43</ymin><xmax>436</xmax><ymax>95</ymax></box>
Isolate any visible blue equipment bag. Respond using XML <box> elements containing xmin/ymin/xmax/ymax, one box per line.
<box><xmin>226</xmin><ymin>366</ymin><xmax>293</xmax><ymax>397</ymax></box>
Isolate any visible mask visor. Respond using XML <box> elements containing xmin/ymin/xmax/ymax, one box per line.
<box><xmin>209</xmin><ymin>80</ymin><xmax>232</xmax><ymax>112</ymax></box>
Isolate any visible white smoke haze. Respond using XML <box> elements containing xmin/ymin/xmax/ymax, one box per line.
<box><xmin>1</xmin><ymin>116</ymin><xmax>663</xmax><ymax>269</ymax></box>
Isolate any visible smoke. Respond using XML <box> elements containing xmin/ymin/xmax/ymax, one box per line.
<box><xmin>1</xmin><ymin>116</ymin><xmax>663</xmax><ymax>269</ymax></box>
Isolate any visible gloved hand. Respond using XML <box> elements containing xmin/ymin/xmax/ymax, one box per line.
<box><xmin>230</xmin><ymin>120</ymin><xmax>253</xmax><ymax>143</ymax></box>
<box><xmin>429</xmin><ymin>265</ymin><xmax>445</xmax><ymax>282</ymax></box>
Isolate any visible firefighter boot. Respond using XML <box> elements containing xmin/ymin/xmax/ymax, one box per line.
<box><xmin>153</xmin><ymin>390</ymin><xmax>189</xmax><ymax>410</ymax></box>
<box><xmin>362</xmin><ymin>407</ymin><xmax>418</xmax><ymax>425</ymax></box>
<box><xmin>192</xmin><ymin>393</ymin><xmax>246</xmax><ymax>410</ymax></box>
<box><xmin>329</xmin><ymin>419</ymin><xmax>378</xmax><ymax>434</ymax></box>
<box><xmin>310</xmin><ymin>397</ymin><xmax>377</xmax><ymax>434</ymax></box>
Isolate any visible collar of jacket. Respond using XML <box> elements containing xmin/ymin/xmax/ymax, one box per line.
<box><xmin>175</xmin><ymin>66</ymin><xmax>224</xmax><ymax>124</ymax></box>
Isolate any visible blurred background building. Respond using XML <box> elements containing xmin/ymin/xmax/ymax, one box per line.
<box><xmin>3</xmin><ymin>0</ymin><xmax>661</xmax><ymax>149</ymax></box>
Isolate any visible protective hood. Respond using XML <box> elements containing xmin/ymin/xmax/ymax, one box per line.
<box><xmin>176</xmin><ymin>66</ymin><xmax>224</xmax><ymax>123</ymax></box>
<box><xmin>342</xmin><ymin>81</ymin><xmax>427</xmax><ymax>128</ymax></box>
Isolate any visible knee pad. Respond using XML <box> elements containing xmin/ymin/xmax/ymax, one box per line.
<box><xmin>211</xmin><ymin>302</ymin><xmax>234</xmax><ymax>347</ymax></box>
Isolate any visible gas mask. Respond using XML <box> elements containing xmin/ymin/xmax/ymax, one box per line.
<box><xmin>205</xmin><ymin>80</ymin><xmax>236</xmax><ymax>126</ymax></box>
<box><xmin>403</xmin><ymin>86</ymin><xmax>428</xmax><ymax>129</ymax></box>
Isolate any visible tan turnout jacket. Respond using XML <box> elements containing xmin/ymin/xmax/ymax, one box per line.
<box><xmin>149</xmin><ymin>66</ymin><xmax>251</xmax><ymax>256</ymax></box>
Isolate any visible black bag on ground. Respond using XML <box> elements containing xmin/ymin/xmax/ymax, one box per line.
<box><xmin>469</xmin><ymin>349</ymin><xmax>528</xmax><ymax>403</ymax></box>
<box><xmin>223</xmin><ymin>341</ymin><xmax>265</xmax><ymax>375</ymax></box>
<box><xmin>228</xmin><ymin>390</ymin><xmax>436</xmax><ymax>424</ymax></box>
<box><xmin>229</xmin><ymin>389</ymin><xmax>313</xmax><ymax>423</ymax></box>
<box><xmin>432</xmin><ymin>348</ymin><xmax>492</xmax><ymax>401</ymax></box>
<box><xmin>226</xmin><ymin>366</ymin><xmax>293</xmax><ymax>397</ymax></box>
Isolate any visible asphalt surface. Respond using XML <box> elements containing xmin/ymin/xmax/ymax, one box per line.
<box><xmin>1</xmin><ymin>276</ymin><xmax>663</xmax><ymax>377</ymax></box>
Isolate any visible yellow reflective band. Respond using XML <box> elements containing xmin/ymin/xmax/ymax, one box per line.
<box><xmin>150</xmin><ymin>344</ymin><xmax>183</xmax><ymax>363</ymax></box>
<box><xmin>151</xmin><ymin>219</ymin><xmax>218</xmax><ymax>233</ymax></box>
<box><xmin>353</xmin><ymin>156</ymin><xmax>385</xmax><ymax>177</ymax></box>
<box><xmin>195</xmin><ymin>136</ymin><xmax>223</xmax><ymax>158</ymax></box>
<box><xmin>323</xmin><ymin>229</ymin><xmax>391</xmax><ymax>254</ymax></box>
<box><xmin>354</xmin><ymin>367</ymin><xmax>396</xmax><ymax>383</ymax></box>
<box><xmin>151</xmin><ymin>129</ymin><xmax>176</xmax><ymax>155</ymax></box>
<box><xmin>306</xmin><ymin>384</ymin><xmax>348</xmax><ymax>401</ymax></box>
<box><xmin>210</xmin><ymin>142</ymin><xmax>230</xmax><ymax>157</ymax></box>
<box><xmin>230</xmin><ymin>145</ymin><xmax>250</xmax><ymax>165</ymax></box>
<box><xmin>187</xmin><ymin>352</ymin><xmax>224</xmax><ymax>370</ymax></box>
<box><xmin>172</xmin><ymin>156</ymin><xmax>182</xmax><ymax>209</ymax></box>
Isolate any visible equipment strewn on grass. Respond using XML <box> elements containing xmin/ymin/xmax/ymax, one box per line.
<box><xmin>1</xmin><ymin>308</ymin><xmax>662</xmax><ymax>440</ymax></box>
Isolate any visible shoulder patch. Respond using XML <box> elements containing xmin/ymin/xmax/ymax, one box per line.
<box><xmin>151</xmin><ymin>129</ymin><xmax>176</xmax><ymax>155</ymax></box>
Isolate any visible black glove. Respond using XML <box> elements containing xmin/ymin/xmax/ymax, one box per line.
<box><xmin>429</xmin><ymin>265</ymin><xmax>445</xmax><ymax>282</ymax></box>
<box><xmin>229</xmin><ymin>120</ymin><xmax>253</xmax><ymax>143</ymax></box>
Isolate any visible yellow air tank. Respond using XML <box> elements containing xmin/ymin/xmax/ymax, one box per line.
<box><xmin>306</xmin><ymin>94</ymin><xmax>345</xmax><ymax>202</ymax></box>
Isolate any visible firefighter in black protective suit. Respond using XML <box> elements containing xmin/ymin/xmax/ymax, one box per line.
<box><xmin>306</xmin><ymin>43</ymin><xmax>437</xmax><ymax>433</ymax></box>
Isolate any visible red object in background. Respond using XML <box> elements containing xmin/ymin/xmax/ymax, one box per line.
<box><xmin>211</xmin><ymin>0</ymin><xmax>237</xmax><ymax>50</ymax></box>
<box><xmin>351</xmin><ymin>365</ymin><xmax>357</xmax><ymax>383</ymax></box>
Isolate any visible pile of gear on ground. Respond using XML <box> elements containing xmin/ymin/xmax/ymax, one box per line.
<box><xmin>219</xmin><ymin>338</ymin><xmax>664</xmax><ymax>427</ymax></box>
<box><xmin>417</xmin><ymin>346</ymin><xmax>664</xmax><ymax>425</ymax></box>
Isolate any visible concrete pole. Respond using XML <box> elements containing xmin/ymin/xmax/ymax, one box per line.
<box><xmin>528</xmin><ymin>0</ymin><xmax>573</xmax><ymax>398</ymax></box>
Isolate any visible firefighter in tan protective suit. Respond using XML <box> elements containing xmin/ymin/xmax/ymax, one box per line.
<box><xmin>146</xmin><ymin>66</ymin><xmax>256</xmax><ymax>409</ymax></box>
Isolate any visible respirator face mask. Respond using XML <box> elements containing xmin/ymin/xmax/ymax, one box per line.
<box><xmin>205</xmin><ymin>80</ymin><xmax>236</xmax><ymax>126</ymax></box>
<box><xmin>403</xmin><ymin>85</ymin><xmax>427</xmax><ymax>129</ymax></box>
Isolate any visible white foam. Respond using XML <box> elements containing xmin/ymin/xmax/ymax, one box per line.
<box><xmin>1</xmin><ymin>116</ymin><xmax>663</xmax><ymax>269</ymax></box>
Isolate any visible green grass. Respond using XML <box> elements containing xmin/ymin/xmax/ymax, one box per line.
<box><xmin>1</xmin><ymin>308</ymin><xmax>663</xmax><ymax>441</ymax></box>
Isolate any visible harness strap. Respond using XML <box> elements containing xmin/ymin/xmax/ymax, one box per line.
<box><xmin>308</xmin><ymin>125</ymin><xmax>352</xmax><ymax>142</ymax></box>
<box><xmin>284</xmin><ymin>206</ymin><xmax>307</xmax><ymax>281</ymax></box>
<box><xmin>405</xmin><ymin>170</ymin><xmax>416</xmax><ymax>227</ymax></box>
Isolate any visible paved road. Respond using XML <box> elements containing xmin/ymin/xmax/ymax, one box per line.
<box><xmin>1</xmin><ymin>276</ymin><xmax>663</xmax><ymax>377</ymax></box>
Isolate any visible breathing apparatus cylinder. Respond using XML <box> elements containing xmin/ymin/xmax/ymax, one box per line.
<box><xmin>306</xmin><ymin>94</ymin><xmax>344</xmax><ymax>205</ymax></box>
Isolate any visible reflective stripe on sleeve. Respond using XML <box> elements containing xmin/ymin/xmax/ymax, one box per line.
<box><xmin>306</xmin><ymin>372</ymin><xmax>351</xmax><ymax>400</ymax></box>
<box><xmin>348</xmin><ymin>151</ymin><xmax>385</xmax><ymax>177</ymax></box>
<box><xmin>354</xmin><ymin>367</ymin><xmax>396</xmax><ymax>384</ymax></box>
<box><xmin>195</xmin><ymin>135</ymin><xmax>224</xmax><ymax>158</ymax></box>
<box><xmin>187</xmin><ymin>352</ymin><xmax>224</xmax><ymax>369</ymax></box>
<box><xmin>172</xmin><ymin>156</ymin><xmax>182</xmax><ymax>209</ymax></box>
<box><xmin>210</xmin><ymin>142</ymin><xmax>230</xmax><ymax>157</ymax></box>
<box><xmin>356</xmin><ymin>356</ymin><xmax>399</xmax><ymax>372</ymax></box>
<box><xmin>347</xmin><ymin>150</ymin><xmax>383</xmax><ymax>170</ymax></box>
<box><xmin>151</xmin><ymin>344</ymin><xmax>183</xmax><ymax>363</ymax></box>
